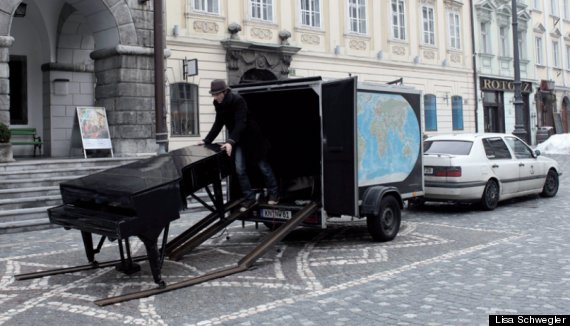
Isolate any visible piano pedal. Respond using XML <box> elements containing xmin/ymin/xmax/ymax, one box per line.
<box><xmin>115</xmin><ymin>262</ymin><xmax>141</xmax><ymax>275</ymax></box>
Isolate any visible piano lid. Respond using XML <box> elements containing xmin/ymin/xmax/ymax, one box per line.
<box><xmin>61</xmin><ymin>144</ymin><xmax>224</xmax><ymax>196</ymax></box>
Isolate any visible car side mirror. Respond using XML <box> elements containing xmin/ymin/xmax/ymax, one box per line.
<box><xmin>534</xmin><ymin>149</ymin><xmax>541</xmax><ymax>157</ymax></box>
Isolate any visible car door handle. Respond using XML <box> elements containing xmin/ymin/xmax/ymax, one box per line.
<box><xmin>519</xmin><ymin>163</ymin><xmax>524</xmax><ymax>167</ymax></box>
<box><xmin>492</xmin><ymin>164</ymin><xmax>499</xmax><ymax>168</ymax></box>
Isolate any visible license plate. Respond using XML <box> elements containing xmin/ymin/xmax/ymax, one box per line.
<box><xmin>424</xmin><ymin>167</ymin><xmax>433</xmax><ymax>175</ymax></box>
<box><xmin>261</xmin><ymin>209</ymin><xmax>292</xmax><ymax>219</ymax></box>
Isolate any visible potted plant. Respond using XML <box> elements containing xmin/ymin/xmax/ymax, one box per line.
<box><xmin>0</xmin><ymin>122</ymin><xmax>14</xmax><ymax>162</ymax></box>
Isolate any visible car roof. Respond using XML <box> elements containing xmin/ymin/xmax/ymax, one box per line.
<box><xmin>425</xmin><ymin>133</ymin><xmax>511</xmax><ymax>142</ymax></box>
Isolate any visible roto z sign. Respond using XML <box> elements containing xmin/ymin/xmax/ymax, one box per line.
<box><xmin>480</xmin><ymin>77</ymin><xmax>533</xmax><ymax>93</ymax></box>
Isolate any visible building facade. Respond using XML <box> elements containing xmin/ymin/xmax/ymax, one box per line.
<box><xmin>165</xmin><ymin>0</ymin><xmax>476</xmax><ymax>150</ymax></box>
<box><xmin>472</xmin><ymin>0</ymin><xmax>536</xmax><ymax>144</ymax></box>
<box><xmin>529</xmin><ymin>0</ymin><xmax>570</xmax><ymax>137</ymax></box>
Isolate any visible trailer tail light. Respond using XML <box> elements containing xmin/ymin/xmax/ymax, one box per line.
<box><xmin>426</xmin><ymin>166</ymin><xmax>462</xmax><ymax>177</ymax></box>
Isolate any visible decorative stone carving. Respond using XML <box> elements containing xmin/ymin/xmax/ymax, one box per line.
<box><xmin>392</xmin><ymin>46</ymin><xmax>406</xmax><ymax>56</ymax></box>
<box><xmin>193</xmin><ymin>21</ymin><xmax>219</xmax><ymax>34</ymax></box>
<box><xmin>349</xmin><ymin>40</ymin><xmax>366</xmax><ymax>50</ymax></box>
<box><xmin>301</xmin><ymin>34</ymin><xmax>320</xmax><ymax>45</ymax></box>
<box><xmin>221</xmin><ymin>39</ymin><xmax>301</xmax><ymax>85</ymax></box>
<box><xmin>450</xmin><ymin>53</ymin><xmax>461</xmax><ymax>63</ymax></box>
<box><xmin>251</xmin><ymin>28</ymin><xmax>272</xmax><ymax>40</ymax></box>
<box><xmin>423</xmin><ymin>50</ymin><xmax>435</xmax><ymax>59</ymax></box>
<box><xmin>228</xmin><ymin>22</ymin><xmax>242</xmax><ymax>40</ymax></box>
<box><xmin>279</xmin><ymin>30</ymin><xmax>291</xmax><ymax>45</ymax></box>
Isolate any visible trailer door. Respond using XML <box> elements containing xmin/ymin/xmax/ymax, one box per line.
<box><xmin>321</xmin><ymin>77</ymin><xmax>358</xmax><ymax>216</ymax></box>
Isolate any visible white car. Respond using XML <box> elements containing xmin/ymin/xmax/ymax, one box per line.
<box><xmin>422</xmin><ymin>133</ymin><xmax>561</xmax><ymax>210</ymax></box>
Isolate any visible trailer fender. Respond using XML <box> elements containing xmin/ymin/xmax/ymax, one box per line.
<box><xmin>360</xmin><ymin>186</ymin><xmax>403</xmax><ymax>217</ymax></box>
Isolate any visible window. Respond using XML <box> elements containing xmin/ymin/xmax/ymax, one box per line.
<box><xmin>424</xmin><ymin>140</ymin><xmax>472</xmax><ymax>155</ymax></box>
<box><xmin>500</xmin><ymin>26</ymin><xmax>509</xmax><ymax>57</ymax></box>
<box><xmin>565</xmin><ymin>44</ymin><xmax>570</xmax><ymax>69</ymax></box>
<box><xmin>422</xmin><ymin>6</ymin><xmax>435</xmax><ymax>45</ymax></box>
<box><xmin>504</xmin><ymin>137</ymin><xmax>533</xmax><ymax>159</ymax></box>
<box><xmin>250</xmin><ymin>0</ymin><xmax>273</xmax><ymax>21</ymax></box>
<box><xmin>553</xmin><ymin>41</ymin><xmax>561</xmax><ymax>67</ymax></box>
<box><xmin>480</xmin><ymin>22</ymin><xmax>490</xmax><ymax>54</ymax></box>
<box><xmin>391</xmin><ymin>0</ymin><xmax>406</xmax><ymax>40</ymax></box>
<box><xmin>193</xmin><ymin>0</ymin><xmax>219</xmax><ymax>14</ymax></box>
<box><xmin>448</xmin><ymin>11</ymin><xmax>461</xmax><ymax>49</ymax></box>
<box><xmin>452</xmin><ymin>96</ymin><xmax>464</xmax><ymax>130</ymax></box>
<box><xmin>565</xmin><ymin>0</ymin><xmax>570</xmax><ymax>19</ymax></box>
<box><xmin>551</xmin><ymin>0</ymin><xmax>558</xmax><ymax>16</ymax></box>
<box><xmin>170</xmin><ymin>83</ymin><xmax>199</xmax><ymax>136</ymax></box>
<box><xmin>348</xmin><ymin>0</ymin><xmax>367</xmax><ymax>34</ymax></box>
<box><xmin>518</xmin><ymin>32</ymin><xmax>526</xmax><ymax>59</ymax></box>
<box><xmin>300</xmin><ymin>0</ymin><xmax>321</xmax><ymax>28</ymax></box>
<box><xmin>424</xmin><ymin>94</ymin><xmax>437</xmax><ymax>131</ymax></box>
<box><xmin>533</xmin><ymin>0</ymin><xmax>541</xmax><ymax>10</ymax></box>
<box><xmin>483</xmin><ymin>138</ymin><xmax>512</xmax><ymax>159</ymax></box>
<box><xmin>9</xmin><ymin>56</ymin><xmax>28</xmax><ymax>125</ymax></box>
<box><xmin>536</xmin><ymin>37</ymin><xmax>543</xmax><ymax>64</ymax></box>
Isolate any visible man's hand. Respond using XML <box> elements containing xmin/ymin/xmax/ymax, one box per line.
<box><xmin>221</xmin><ymin>142</ymin><xmax>233</xmax><ymax>156</ymax></box>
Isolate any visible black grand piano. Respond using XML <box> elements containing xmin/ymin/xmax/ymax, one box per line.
<box><xmin>46</xmin><ymin>144</ymin><xmax>231</xmax><ymax>287</ymax></box>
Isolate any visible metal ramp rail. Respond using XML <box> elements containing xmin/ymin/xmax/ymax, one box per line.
<box><xmin>95</xmin><ymin>201</ymin><xmax>319</xmax><ymax>306</ymax></box>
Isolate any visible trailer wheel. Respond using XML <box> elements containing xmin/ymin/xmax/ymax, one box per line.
<box><xmin>366</xmin><ymin>195</ymin><xmax>401</xmax><ymax>242</ymax></box>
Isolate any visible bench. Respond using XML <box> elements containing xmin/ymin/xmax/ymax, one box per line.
<box><xmin>10</xmin><ymin>128</ymin><xmax>43</xmax><ymax>157</ymax></box>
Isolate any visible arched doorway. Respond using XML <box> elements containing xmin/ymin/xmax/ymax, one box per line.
<box><xmin>240</xmin><ymin>68</ymin><xmax>278</xmax><ymax>84</ymax></box>
<box><xmin>1</xmin><ymin>0</ymin><xmax>159</xmax><ymax>158</ymax></box>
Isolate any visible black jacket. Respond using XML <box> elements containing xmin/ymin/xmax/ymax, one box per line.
<box><xmin>203</xmin><ymin>91</ymin><xmax>270</xmax><ymax>161</ymax></box>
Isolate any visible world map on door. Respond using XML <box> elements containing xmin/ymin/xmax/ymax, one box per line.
<box><xmin>357</xmin><ymin>91</ymin><xmax>421</xmax><ymax>187</ymax></box>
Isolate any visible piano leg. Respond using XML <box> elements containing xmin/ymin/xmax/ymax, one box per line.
<box><xmin>139</xmin><ymin>235</ymin><xmax>166</xmax><ymax>288</ymax></box>
<box><xmin>115</xmin><ymin>238</ymin><xmax>141</xmax><ymax>275</ymax></box>
<box><xmin>81</xmin><ymin>231</ymin><xmax>96</xmax><ymax>264</ymax></box>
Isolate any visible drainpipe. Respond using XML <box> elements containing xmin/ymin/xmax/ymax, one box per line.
<box><xmin>154</xmin><ymin>0</ymin><xmax>168</xmax><ymax>153</ymax></box>
<box><xmin>469</xmin><ymin>0</ymin><xmax>479</xmax><ymax>132</ymax></box>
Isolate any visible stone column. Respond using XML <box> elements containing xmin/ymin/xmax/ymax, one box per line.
<box><xmin>0</xmin><ymin>36</ymin><xmax>14</xmax><ymax>162</ymax></box>
<box><xmin>0</xmin><ymin>36</ymin><xmax>14</xmax><ymax>126</ymax></box>
<box><xmin>91</xmin><ymin>45</ymin><xmax>159</xmax><ymax>155</ymax></box>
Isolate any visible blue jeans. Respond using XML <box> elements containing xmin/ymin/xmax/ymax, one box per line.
<box><xmin>234</xmin><ymin>146</ymin><xmax>279</xmax><ymax>201</ymax></box>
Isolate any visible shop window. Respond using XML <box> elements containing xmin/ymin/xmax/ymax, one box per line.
<box><xmin>170</xmin><ymin>83</ymin><xmax>199</xmax><ymax>136</ymax></box>
<box><xmin>424</xmin><ymin>94</ymin><xmax>437</xmax><ymax>131</ymax></box>
<box><xmin>9</xmin><ymin>56</ymin><xmax>28</xmax><ymax>125</ymax></box>
<box><xmin>452</xmin><ymin>95</ymin><xmax>464</xmax><ymax>130</ymax></box>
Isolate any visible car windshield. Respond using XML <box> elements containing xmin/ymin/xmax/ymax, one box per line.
<box><xmin>424</xmin><ymin>140</ymin><xmax>473</xmax><ymax>155</ymax></box>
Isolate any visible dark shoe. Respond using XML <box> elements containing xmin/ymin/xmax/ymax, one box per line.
<box><xmin>267</xmin><ymin>195</ymin><xmax>280</xmax><ymax>205</ymax></box>
<box><xmin>239</xmin><ymin>199</ymin><xmax>257</xmax><ymax>212</ymax></box>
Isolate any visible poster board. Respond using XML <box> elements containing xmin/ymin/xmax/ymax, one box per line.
<box><xmin>76</xmin><ymin>107</ymin><xmax>114</xmax><ymax>158</ymax></box>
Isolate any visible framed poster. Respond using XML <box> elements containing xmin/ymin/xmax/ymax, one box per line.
<box><xmin>76</xmin><ymin>107</ymin><xmax>113</xmax><ymax>157</ymax></box>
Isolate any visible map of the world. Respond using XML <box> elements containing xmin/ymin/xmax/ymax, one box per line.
<box><xmin>357</xmin><ymin>91</ymin><xmax>421</xmax><ymax>187</ymax></box>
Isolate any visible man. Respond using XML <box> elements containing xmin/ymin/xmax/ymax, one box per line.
<box><xmin>202</xmin><ymin>79</ymin><xmax>280</xmax><ymax>211</ymax></box>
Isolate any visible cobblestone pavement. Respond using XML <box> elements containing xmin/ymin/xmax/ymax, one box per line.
<box><xmin>0</xmin><ymin>155</ymin><xmax>569</xmax><ymax>326</ymax></box>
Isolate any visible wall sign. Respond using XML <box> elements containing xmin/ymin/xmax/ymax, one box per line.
<box><xmin>480</xmin><ymin>77</ymin><xmax>533</xmax><ymax>93</ymax></box>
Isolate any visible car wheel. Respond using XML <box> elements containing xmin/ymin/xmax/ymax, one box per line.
<box><xmin>480</xmin><ymin>179</ymin><xmax>499</xmax><ymax>211</ymax></box>
<box><xmin>367</xmin><ymin>195</ymin><xmax>401</xmax><ymax>242</ymax></box>
<box><xmin>540</xmin><ymin>169</ymin><xmax>559</xmax><ymax>197</ymax></box>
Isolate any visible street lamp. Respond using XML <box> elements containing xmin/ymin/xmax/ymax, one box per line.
<box><xmin>511</xmin><ymin>0</ymin><xmax>528</xmax><ymax>142</ymax></box>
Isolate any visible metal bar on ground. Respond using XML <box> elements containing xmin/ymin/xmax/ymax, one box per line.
<box><xmin>14</xmin><ymin>256</ymin><xmax>148</xmax><ymax>281</ymax></box>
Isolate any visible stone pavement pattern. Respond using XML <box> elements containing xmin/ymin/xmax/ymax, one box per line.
<box><xmin>0</xmin><ymin>155</ymin><xmax>569</xmax><ymax>325</ymax></box>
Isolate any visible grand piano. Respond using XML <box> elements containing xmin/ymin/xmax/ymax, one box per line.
<box><xmin>46</xmin><ymin>144</ymin><xmax>231</xmax><ymax>287</ymax></box>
